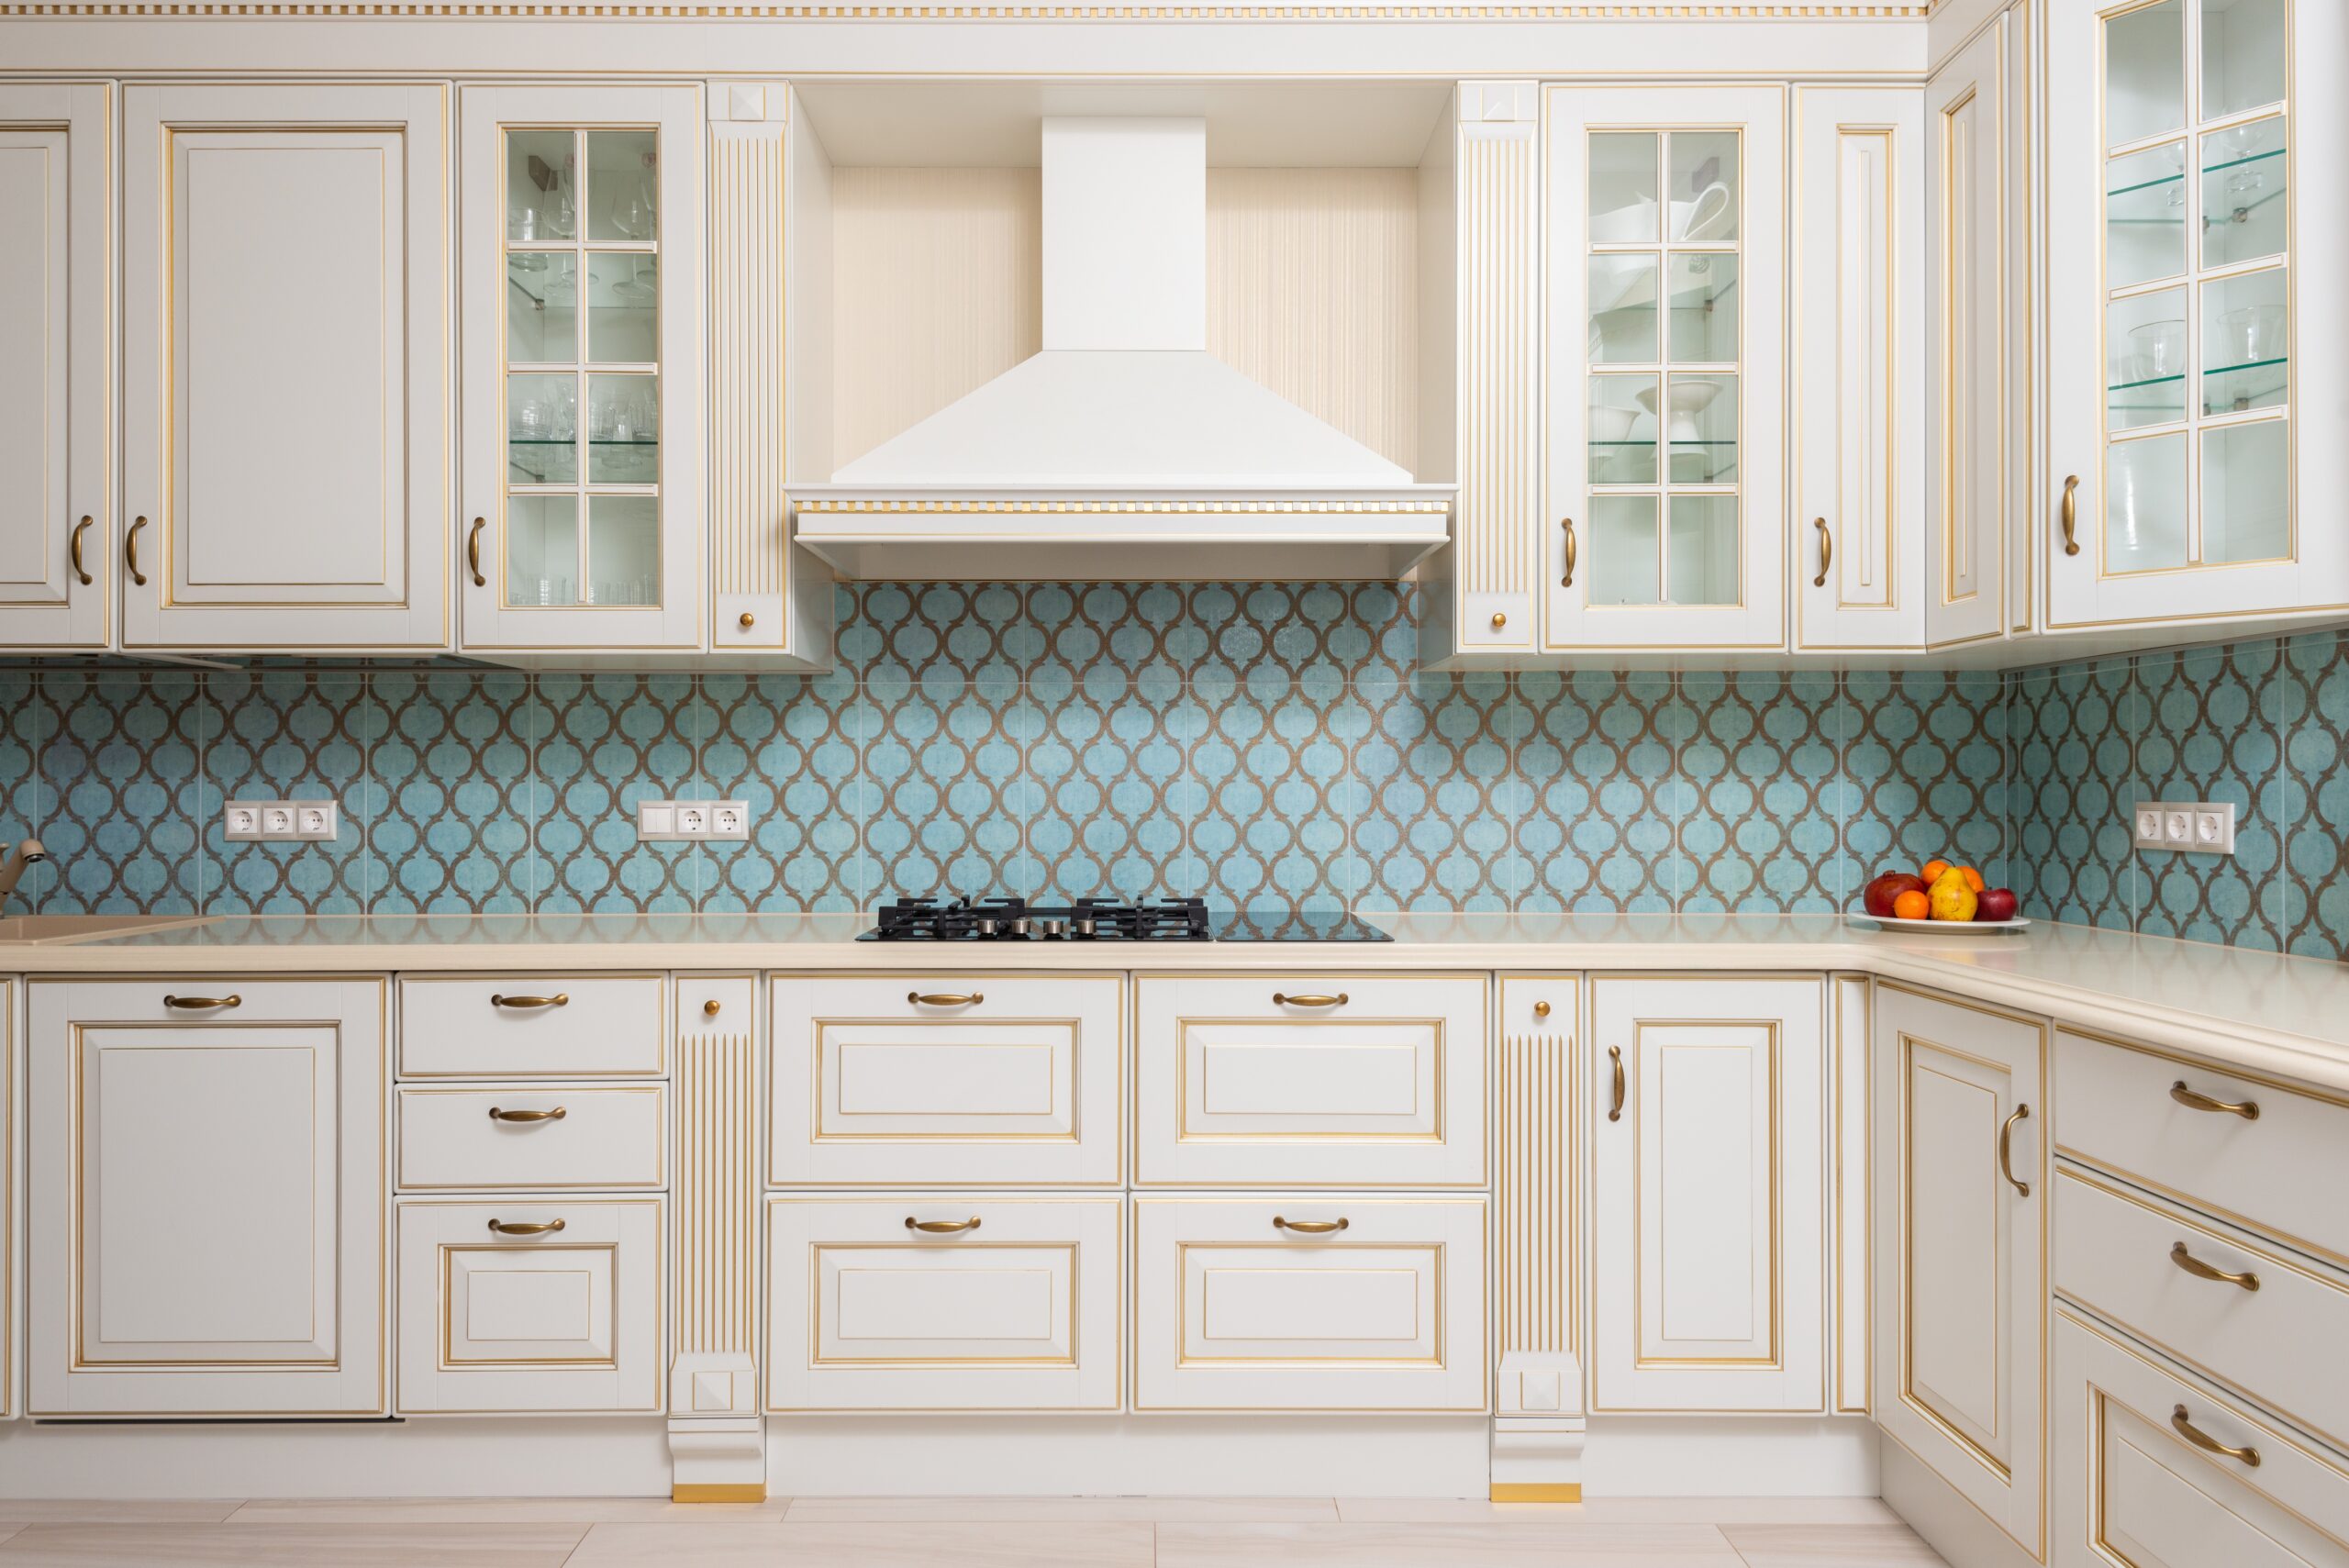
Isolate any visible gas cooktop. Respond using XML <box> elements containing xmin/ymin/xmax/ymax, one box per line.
<box><xmin>859</xmin><ymin>896</ymin><xmax>1391</xmax><ymax>943</ymax></box>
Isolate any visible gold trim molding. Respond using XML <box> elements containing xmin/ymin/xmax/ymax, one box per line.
<box><xmin>0</xmin><ymin>2</ymin><xmax>1933</xmax><ymax>17</ymax></box>
<box><xmin>796</xmin><ymin>497</ymin><xmax>1451</xmax><ymax>515</ymax></box>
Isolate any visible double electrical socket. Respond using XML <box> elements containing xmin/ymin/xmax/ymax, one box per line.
<box><xmin>636</xmin><ymin>800</ymin><xmax>752</xmax><ymax>842</ymax></box>
<box><xmin>2132</xmin><ymin>800</ymin><xmax>2237</xmax><ymax>855</ymax></box>
<box><xmin>224</xmin><ymin>800</ymin><xmax>340</xmax><ymax>842</ymax></box>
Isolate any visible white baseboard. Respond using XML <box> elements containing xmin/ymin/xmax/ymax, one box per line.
<box><xmin>1582</xmin><ymin>1416</ymin><xmax>1880</xmax><ymax>1496</ymax></box>
<box><xmin>1877</xmin><ymin>1431</ymin><xmax>2039</xmax><ymax>1568</ymax></box>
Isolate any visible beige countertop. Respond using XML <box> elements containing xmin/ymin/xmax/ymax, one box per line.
<box><xmin>7</xmin><ymin>910</ymin><xmax>2343</xmax><ymax>1095</ymax></box>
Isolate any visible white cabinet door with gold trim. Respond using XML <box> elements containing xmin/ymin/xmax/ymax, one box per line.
<box><xmin>120</xmin><ymin>83</ymin><xmax>451</xmax><ymax>653</ymax></box>
<box><xmin>28</xmin><ymin>979</ymin><xmax>386</xmax><ymax>1416</ymax></box>
<box><xmin>765</xmin><ymin>1195</ymin><xmax>1120</xmax><ymax>1412</ymax></box>
<box><xmin>1873</xmin><ymin>980</ymin><xmax>2045</xmax><ymax>1558</ymax></box>
<box><xmin>1</xmin><ymin>977</ymin><xmax>14</xmax><ymax>1419</ymax></box>
<box><xmin>769</xmin><ymin>975</ymin><xmax>1121</xmax><ymax>1187</ymax></box>
<box><xmin>396</xmin><ymin>1197</ymin><xmax>664</xmax><ymax>1415</ymax></box>
<box><xmin>0</xmin><ymin>83</ymin><xmax>111</xmax><ymax>652</ymax></box>
<box><xmin>1133</xmin><ymin>974</ymin><xmax>1486</xmax><ymax>1189</ymax></box>
<box><xmin>1590</xmin><ymin>973</ymin><xmax>1823</xmax><ymax>1413</ymax></box>
<box><xmin>1132</xmin><ymin>1195</ymin><xmax>1486</xmax><ymax>1413</ymax></box>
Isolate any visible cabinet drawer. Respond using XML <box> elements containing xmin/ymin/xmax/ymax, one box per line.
<box><xmin>1132</xmin><ymin>1196</ymin><xmax>1486</xmax><ymax>1412</ymax></box>
<box><xmin>1134</xmin><ymin>974</ymin><xmax>1486</xmax><ymax>1187</ymax></box>
<box><xmin>397</xmin><ymin>1084</ymin><xmax>665</xmax><ymax>1191</ymax></box>
<box><xmin>399</xmin><ymin>975</ymin><xmax>667</xmax><ymax>1078</ymax></box>
<box><xmin>2055</xmin><ymin>1028</ymin><xmax>2349</xmax><ymax>1266</ymax></box>
<box><xmin>2054</xmin><ymin>1308</ymin><xmax>2349</xmax><ymax>1568</ymax></box>
<box><xmin>764</xmin><ymin>1195</ymin><xmax>1120</xmax><ymax>1412</ymax></box>
<box><xmin>2055</xmin><ymin>1167</ymin><xmax>2349</xmax><ymax>1453</ymax></box>
<box><xmin>395</xmin><ymin>1198</ymin><xmax>664</xmax><ymax>1414</ymax></box>
<box><xmin>769</xmin><ymin>975</ymin><xmax>1121</xmax><ymax>1186</ymax></box>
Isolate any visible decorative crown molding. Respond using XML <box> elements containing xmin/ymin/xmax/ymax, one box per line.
<box><xmin>0</xmin><ymin>1</ymin><xmax>1933</xmax><ymax>19</ymax></box>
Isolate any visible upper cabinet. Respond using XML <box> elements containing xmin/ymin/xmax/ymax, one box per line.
<box><xmin>120</xmin><ymin>83</ymin><xmax>451</xmax><ymax>653</ymax></box>
<box><xmin>1544</xmin><ymin>86</ymin><xmax>1787</xmax><ymax>652</ymax></box>
<box><xmin>2045</xmin><ymin>0</ymin><xmax>2344</xmax><ymax>630</ymax></box>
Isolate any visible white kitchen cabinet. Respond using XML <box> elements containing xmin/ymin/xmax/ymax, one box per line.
<box><xmin>1</xmin><ymin>977</ymin><xmax>13</xmax><ymax>1420</ymax></box>
<box><xmin>459</xmin><ymin>84</ymin><xmax>705</xmax><ymax>654</ymax></box>
<box><xmin>27</xmin><ymin>979</ymin><xmax>386</xmax><ymax>1416</ymax></box>
<box><xmin>120</xmin><ymin>83</ymin><xmax>451</xmax><ymax>653</ymax></box>
<box><xmin>0</xmin><ymin>84</ymin><xmax>111</xmax><ymax>652</ymax></box>
<box><xmin>1589</xmin><ymin>973</ymin><xmax>1824</xmax><ymax>1412</ymax></box>
<box><xmin>1544</xmin><ymin>85</ymin><xmax>1786</xmax><ymax>652</ymax></box>
<box><xmin>1872</xmin><ymin>980</ymin><xmax>2045</xmax><ymax>1558</ymax></box>
<box><xmin>2044</xmin><ymin>0</ymin><xmax>2349</xmax><ymax>629</ymax></box>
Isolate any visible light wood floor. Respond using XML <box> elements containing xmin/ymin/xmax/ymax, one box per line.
<box><xmin>0</xmin><ymin>1496</ymin><xmax>1947</xmax><ymax>1565</ymax></box>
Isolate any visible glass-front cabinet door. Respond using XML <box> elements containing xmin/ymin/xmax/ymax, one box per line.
<box><xmin>2047</xmin><ymin>0</ymin><xmax>2346</xmax><ymax>628</ymax></box>
<box><xmin>461</xmin><ymin>85</ymin><xmax>702</xmax><ymax>651</ymax></box>
<box><xmin>1545</xmin><ymin>86</ymin><xmax>1786</xmax><ymax>651</ymax></box>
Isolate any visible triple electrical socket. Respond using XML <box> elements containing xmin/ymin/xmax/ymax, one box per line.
<box><xmin>2131</xmin><ymin>800</ymin><xmax>2237</xmax><ymax>855</ymax></box>
<box><xmin>636</xmin><ymin>800</ymin><xmax>752</xmax><ymax>842</ymax></box>
<box><xmin>223</xmin><ymin>800</ymin><xmax>340</xmax><ymax>842</ymax></box>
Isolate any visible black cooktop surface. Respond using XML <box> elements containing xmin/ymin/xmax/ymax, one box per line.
<box><xmin>859</xmin><ymin>896</ymin><xmax>1390</xmax><ymax>943</ymax></box>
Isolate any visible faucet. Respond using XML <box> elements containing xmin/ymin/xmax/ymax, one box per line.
<box><xmin>0</xmin><ymin>839</ymin><xmax>47</xmax><ymax>910</ymax></box>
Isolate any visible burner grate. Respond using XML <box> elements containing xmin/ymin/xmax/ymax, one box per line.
<box><xmin>862</xmin><ymin>895</ymin><xmax>1212</xmax><ymax>942</ymax></box>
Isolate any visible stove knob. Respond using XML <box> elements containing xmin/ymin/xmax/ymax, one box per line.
<box><xmin>1073</xmin><ymin>917</ymin><xmax>1097</xmax><ymax>938</ymax></box>
<box><xmin>975</xmin><ymin>917</ymin><xmax>998</xmax><ymax>938</ymax></box>
<box><xmin>1040</xmin><ymin>918</ymin><xmax>1065</xmax><ymax>939</ymax></box>
<box><xmin>1008</xmin><ymin>917</ymin><xmax>1030</xmax><ymax>938</ymax></box>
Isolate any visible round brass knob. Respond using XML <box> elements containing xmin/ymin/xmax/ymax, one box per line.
<box><xmin>702</xmin><ymin>998</ymin><xmax>721</xmax><ymax>1017</ymax></box>
<box><xmin>1490</xmin><ymin>611</ymin><xmax>1507</xmax><ymax>629</ymax></box>
<box><xmin>1532</xmin><ymin>1000</ymin><xmax>1551</xmax><ymax>1018</ymax></box>
<box><xmin>738</xmin><ymin>611</ymin><xmax>756</xmax><ymax>629</ymax></box>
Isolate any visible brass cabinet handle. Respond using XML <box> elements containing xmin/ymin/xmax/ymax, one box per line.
<box><xmin>487</xmin><ymin>1106</ymin><xmax>567</xmax><ymax>1124</ymax></box>
<box><xmin>2171</xmin><ymin>1080</ymin><xmax>2259</xmax><ymax>1120</ymax></box>
<box><xmin>487</xmin><ymin>1218</ymin><xmax>566</xmax><ymax>1236</ymax></box>
<box><xmin>702</xmin><ymin>998</ymin><xmax>722</xmax><ymax>1017</ymax></box>
<box><xmin>126</xmin><ymin>516</ymin><xmax>148</xmax><ymax>585</ymax></box>
<box><xmin>1608</xmin><ymin>1044</ymin><xmax>1626</xmax><ymax>1122</ymax></box>
<box><xmin>1998</xmin><ymin>1104</ymin><xmax>2032</xmax><ymax>1197</ymax></box>
<box><xmin>2172</xmin><ymin>1405</ymin><xmax>2260</xmax><ymax>1467</ymax></box>
<box><xmin>1489</xmin><ymin>611</ymin><xmax>1507</xmax><ymax>630</ymax></box>
<box><xmin>163</xmin><ymin>993</ymin><xmax>240</xmax><ymax>1010</ymax></box>
<box><xmin>1273</xmin><ymin>992</ymin><xmax>1348</xmax><ymax>1007</ymax></box>
<box><xmin>904</xmin><ymin>1216</ymin><xmax>981</xmax><ymax>1234</ymax></box>
<box><xmin>70</xmin><ymin>516</ymin><xmax>95</xmax><ymax>585</ymax></box>
<box><xmin>907</xmin><ymin>992</ymin><xmax>982</xmax><ymax>1006</ymax></box>
<box><xmin>467</xmin><ymin>517</ymin><xmax>487</xmax><ymax>586</ymax></box>
<box><xmin>2171</xmin><ymin>1241</ymin><xmax>2260</xmax><ymax>1293</ymax></box>
<box><xmin>1560</xmin><ymin>517</ymin><xmax>1577</xmax><ymax>588</ymax></box>
<box><xmin>1273</xmin><ymin>1216</ymin><xmax>1349</xmax><ymax>1234</ymax></box>
<box><xmin>1532</xmin><ymin>1000</ymin><xmax>1552</xmax><ymax>1019</ymax></box>
<box><xmin>2060</xmin><ymin>474</ymin><xmax>2081</xmax><ymax>557</ymax></box>
<box><xmin>738</xmin><ymin>611</ymin><xmax>756</xmax><ymax>629</ymax></box>
<box><xmin>1812</xmin><ymin>517</ymin><xmax>1832</xmax><ymax>587</ymax></box>
<box><xmin>490</xmin><ymin>993</ymin><xmax>568</xmax><ymax>1009</ymax></box>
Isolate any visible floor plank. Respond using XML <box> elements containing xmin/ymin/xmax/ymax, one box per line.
<box><xmin>1335</xmin><ymin>1498</ymin><xmax>1902</xmax><ymax>1526</ymax></box>
<box><xmin>0</xmin><ymin>1522</ymin><xmax>586</xmax><ymax>1567</ymax></box>
<box><xmin>226</xmin><ymin>1497</ymin><xmax>790</xmax><ymax>1524</ymax></box>
<box><xmin>785</xmin><ymin>1496</ymin><xmax>1338</xmax><ymax>1523</ymax></box>
<box><xmin>1154</xmin><ymin>1522</ymin><xmax>1746</xmax><ymax>1567</ymax></box>
<box><xmin>566</xmin><ymin>1519</ymin><xmax>1155</xmax><ymax>1565</ymax></box>
<box><xmin>0</xmin><ymin>1504</ymin><xmax>244</xmax><ymax>1527</ymax></box>
<box><xmin>1720</xmin><ymin>1522</ymin><xmax>1948</xmax><ymax>1566</ymax></box>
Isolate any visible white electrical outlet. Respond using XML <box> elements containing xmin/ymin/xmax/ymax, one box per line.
<box><xmin>2131</xmin><ymin>799</ymin><xmax>2235</xmax><ymax>854</ymax></box>
<box><xmin>225</xmin><ymin>800</ymin><xmax>339</xmax><ymax>842</ymax></box>
<box><xmin>636</xmin><ymin>799</ymin><xmax>753</xmax><ymax>842</ymax></box>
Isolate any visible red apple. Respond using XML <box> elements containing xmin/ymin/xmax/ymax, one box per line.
<box><xmin>1976</xmin><ymin>887</ymin><xmax>2019</xmax><ymax>922</ymax></box>
<box><xmin>1864</xmin><ymin>872</ymin><xmax>1929</xmax><ymax>917</ymax></box>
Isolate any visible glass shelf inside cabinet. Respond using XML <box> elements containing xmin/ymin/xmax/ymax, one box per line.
<box><xmin>2109</xmin><ymin>357</ymin><xmax>2287</xmax><ymax>413</ymax></box>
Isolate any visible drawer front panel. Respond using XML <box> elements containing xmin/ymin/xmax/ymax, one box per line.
<box><xmin>395</xmin><ymin>1198</ymin><xmax>663</xmax><ymax>1414</ymax></box>
<box><xmin>1135</xmin><ymin>975</ymin><xmax>1486</xmax><ymax>1187</ymax></box>
<box><xmin>770</xmin><ymin>976</ymin><xmax>1122</xmax><ymax>1186</ymax></box>
<box><xmin>2055</xmin><ymin>1167</ymin><xmax>2349</xmax><ymax>1453</ymax></box>
<box><xmin>399</xmin><ymin>976</ymin><xmax>668</xmax><ymax>1078</ymax></box>
<box><xmin>396</xmin><ymin>1084</ymin><xmax>665</xmax><ymax>1191</ymax></box>
<box><xmin>2055</xmin><ymin>1028</ymin><xmax>2349</xmax><ymax>1265</ymax></box>
<box><xmin>2054</xmin><ymin>1309</ymin><xmax>2349</xmax><ymax>1568</ymax></box>
<box><xmin>765</xmin><ymin>1196</ymin><xmax>1120</xmax><ymax>1411</ymax></box>
<box><xmin>1133</xmin><ymin>1196</ymin><xmax>1486</xmax><ymax>1411</ymax></box>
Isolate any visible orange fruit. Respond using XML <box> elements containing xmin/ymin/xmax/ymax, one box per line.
<box><xmin>1957</xmin><ymin>865</ymin><xmax>1985</xmax><ymax>892</ymax></box>
<box><xmin>1920</xmin><ymin>859</ymin><xmax>1951</xmax><ymax>884</ymax></box>
<box><xmin>1891</xmin><ymin>889</ymin><xmax>1930</xmax><ymax>920</ymax></box>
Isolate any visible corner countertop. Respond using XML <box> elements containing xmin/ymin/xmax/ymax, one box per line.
<box><xmin>6</xmin><ymin>910</ymin><xmax>2344</xmax><ymax>1095</ymax></box>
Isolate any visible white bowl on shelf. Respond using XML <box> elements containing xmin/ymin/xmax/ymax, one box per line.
<box><xmin>1636</xmin><ymin>379</ymin><xmax>1724</xmax><ymax>443</ymax></box>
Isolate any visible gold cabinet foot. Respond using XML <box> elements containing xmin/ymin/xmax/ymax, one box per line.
<box><xmin>1489</xmin><ymin>1483</ymin><xmax>1582</xmax><ymax>1503</ymax></box>
<box><xmin>672</xmin><ymin>1484</ymin><xmax>768</xmax><ymax>1504</ymax></box>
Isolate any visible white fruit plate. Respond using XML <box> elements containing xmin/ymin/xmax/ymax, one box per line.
<box><xmin>1848</xmin><ymin>911</ymin><xmax>2031</xmax><ymax>934</ymax></box>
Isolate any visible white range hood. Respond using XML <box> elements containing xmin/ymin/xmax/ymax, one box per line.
<box><xmin>791</xmin><ymin>117</ymin><xmax>1454</xmax><ymax>581</ymax></box>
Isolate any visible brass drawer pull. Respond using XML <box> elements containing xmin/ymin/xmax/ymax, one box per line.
<box><xmin>2060</xmin><ymin>474</ymin><xmax>2081</xmax><ymax>557</ymax></box>
<box><xmin>1998</xmin><ymin>1104</ymin><xmax>2032</xmax><ymax>1197</ymax></box>
<box><xmin>702</xmin><ymin>998</ymin><xmax>722</xmax><ymax>1017</ymax></box>
<box><xmin>2172</xmin><ymin>1405</ymin><xmax>2260</xmax><ymax>1467</ymax></box>
<box><xmin>163</xmin><ymin>994</ymin><xmax>240</xmax><ymax>1010</ymax></box>
<box><xmin>1532</xmin><ymin>999</ymin><xmax>1552</xmax><ymax>1018</ymax></box>
<box><xmin>2171</xmin><ymin>1241</ymin><xmax>2259</xmax><ymax>1293</ymax></box>
<box><xmin>1608</xmin><ymin>1045</ymin><xmax>1625</xmax><ymax>1122</ymax></box>
<box><xmin>487</xmin><ymin>1106</ymin><xmax>567</xmax><ymax>1124</ymax></box>
<box><xmin>1560</xmin><ymin>517</ymin><xmax>1577</xmax><ymax>588</ymax></box>
<box><xmin>1812</xmin><ymin>517</ymin><xmax>1832</xmax><ymax>587</ymax></box>
<box><xmin>905</xmin><ymin>1216</ymin><xmax>981</xmax><ymax>1234</ymax></box>
<box><xmin>1273</xmin><ymin>992</ymin><xmax>1348</xmax><ymax>1008</ymax></box>
<box><xmin>70</xmin><ymin>516</ymin><xmax>95</xmax><ymax>585</ymax></box>
<box><xmin>1273</xmin><ymin>1216</ymin><xmax>1349</xmax><ymax>1234</ymax></box>
<box><xmin>491</xmin><ymin>993</ymin><xmax>569</xmax><ymax>1009</ymax></box>
<box><xmin>2171</xmin><ymin>1080</ymin><xmax>2259</xmax><ymax>1120</ymax></box>
<box><xmin>126</xmin><ymin>515</ymin><xmax>148</xmax><ymax>586</ymax></box>
<box><xmin>908</xmin><ymin>992</ymin><xmax>982</xmax><ymax>1006</ymax></box>
<box><xmin>467</xmin><ymin>517</ymin><xmax>487</xmax><ymax>586</ymax></box>
<box><xmin>487</xmin><ymin>1218</ymin><xmax>566</xmax><ymax>1236</ymax></box>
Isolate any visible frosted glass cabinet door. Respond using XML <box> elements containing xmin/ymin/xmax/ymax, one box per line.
<box><xmin>459</xmin><ymin>85</ymin><xmax>704</xmax><ymax>652</ymax></box>
<box><xmin>0</xmin><ymin>84</ymin><xmax>110</xmax><ymax>651</ymax></box>
<box><xmin>119</xmin><ymin>83</ymin><xmax>451</xmax><ymax>652</ymax></box>
<box><xmin>2045</xmin><ymin>0</ymin><xmax>2348</xmax><ymax>628</ymax></box>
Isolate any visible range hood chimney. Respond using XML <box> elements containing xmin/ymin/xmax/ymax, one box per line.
<box><xmin>791</xmin><ymin>117</ymin><xmax>1454</xmax><ymax>581</ymax></box>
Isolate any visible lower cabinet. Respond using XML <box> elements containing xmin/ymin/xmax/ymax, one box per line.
<box><xmin>1131</xmin><ymin>1195</ymin><xmax>1487</xmax><ymax>1413</ymax></box>
<box><xmin>765</xmin><ymin>1195</ymin><xmax>1122</xmax><ymax>1412</ymax></box>
<box><xmin>1872</xmin><ymin>980</ymin><xmax>2045</xmax><ymax>1558</ymax></box>
<box><xmin>395</xmin><ymin>1198</ymin><xmax>666</xmax><ymax>1414</ymax></box>
<box><xmin>0</xmin><ymin>977</ymin><xmax>12</xmax><ymax>1420</ymax></box>
<box><xmin>1588</xmin><ymin>973</ymin><xmax>1824</xmax><ymax>1412</ymax></box>
<box><xmin>27</xmin><ymin>979</ymin><xmax>387</xmax><ymax>1416</ymax></box>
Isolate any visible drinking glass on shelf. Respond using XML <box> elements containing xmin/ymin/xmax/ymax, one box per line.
<box><xmin>2129</xmin><ymin>318</ymin><xmax>2188</xmax><ymax>380</ymax></box>
<box><xmin>2218</xmin><ymin>304</ymin><xmax>2286</xmax><ymax>367</ymax></box>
